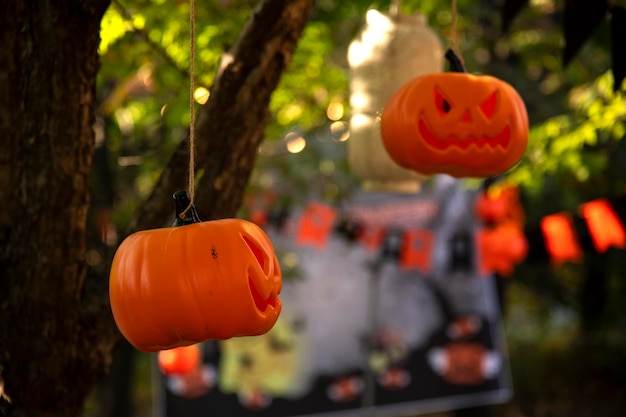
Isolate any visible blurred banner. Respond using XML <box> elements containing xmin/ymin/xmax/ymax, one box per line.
<box><xmin>154</xmin><ymin>181</ymin><xmax>513</xmax><ymax>417</ymax></box>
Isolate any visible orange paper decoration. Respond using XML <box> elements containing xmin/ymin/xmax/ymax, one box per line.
<box><xmin>579</xmin><ymin>199</ymin><xmax>626</xmax><ymax>253</ymax></box>
<box><xmin>399</xmin><ymin>229</ymin><xmax>433</xmax><ymax>272</ymax></box>
<box><xmin>296</xmin><ymin>202</ymin><xmax>337</xmax><ymax>249</ymax></box>
<box><xmin>540</xmin><ymin>213</ymin><xmax>583</xmax><ymax>266</ymax></box>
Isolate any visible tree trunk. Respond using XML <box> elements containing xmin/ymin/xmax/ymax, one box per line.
<box><xmin>0</xmin><ymin>1</ymin><xmax>112</xmax><ymax>416</ymax></box>
<box><xmin>580</xmin><ymin>253</ymin><xmax>608</xmax><ymax>345</ymax></box>
<box><xmin>0</xmin><ymin>0</ymin><xmax>315</xmax><ymax>415</ymax></box>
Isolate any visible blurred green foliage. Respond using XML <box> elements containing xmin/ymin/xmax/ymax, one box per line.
<box><xmin>510</xmin><ymin>72</ymin><xmax>626</xmax><ymax>202</ymax></box>
<box><xmin>94</xmin><ymin>1</ymin><xmax>625</xmax><ymax>414</ymax></box>
<box><xmin>98</xmin><ymin>0</ymin><xmax>624</xmax><ymax>219</ymax></box>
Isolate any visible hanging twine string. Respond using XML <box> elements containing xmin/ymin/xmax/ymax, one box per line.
<box><xmin>445</xmin><ymin>0</ymin><xmax>467</xmax><ymax>72</ymax></box>
<box><xmin>449</xmin><ymin>0</ymin><xmax>460</xmax><ymax>55</ymax></box>
<box><xmin>389</xmin><ymin>0</ymin><xmax>401</xmax><ymax>17</ymax></box>
<box><xmin>181</xmin><ymin>0</ymin><xmax>197</xmax><ymax>219</ymax></box>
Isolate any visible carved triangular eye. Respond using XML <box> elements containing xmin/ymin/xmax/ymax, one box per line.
<box><xmin>243</xmin><ymin>235</ymin><xmax>267</xmax><ymax>272</ymax></box>
<box><xmin>434</xmin><ymin>88</ymin><xmax>452</xmax><ymax>116</ymax></box>
<box><xmin>480</xmin><ymin>91</ymin><xmax>498</xmax><ymax>119</ymax></box>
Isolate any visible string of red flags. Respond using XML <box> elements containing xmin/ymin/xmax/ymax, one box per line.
<box><xmin>246</xmin><ymin>186</ymin><xmax>527</xmax><ymax>278</ymax></box>
<box><xmin>246</xmin><ymin>187</ymin><xmax>626</xmax><ymax>276</ymax></box>
<box><xmin>531</xmin><ymin>195</ymin><xmax>626</xmax><ymax>266</ymax></box>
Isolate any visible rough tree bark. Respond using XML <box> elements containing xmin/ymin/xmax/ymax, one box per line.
<box><xmin>0</xmin><ymin>1</ymin><xmax>112</xmax><ymax>416</ymax></box>
<box><xmin>0</xmin><ymin>0</ymin><xmax>315</xmax><ymax>415</ymax></box>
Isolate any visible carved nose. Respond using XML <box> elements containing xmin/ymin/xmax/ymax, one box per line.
<box><xmin>461</xmin><ymin>109</ymin><xmax>472</xmax><ymax>123</ymax></box>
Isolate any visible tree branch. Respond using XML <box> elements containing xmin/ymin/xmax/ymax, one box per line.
<box><xmin>127</xmin><ymin>0</ymin><xmax>315</xmax><ymax>232</ymax></box>
<box><xmin>110</xmin><ymin>0</ymin><xmax>208</xmax><ymax>90</ymax></box>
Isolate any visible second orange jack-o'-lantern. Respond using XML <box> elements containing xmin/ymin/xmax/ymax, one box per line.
<box><xmin>109</xmin><ymin>192</ymin><xmax>282</xmax><ymax>352</ymax></box>
<box><xmin>381</xmin><ymin>53</ymin><xmax>528</xmax><ymax>178</ymax></box>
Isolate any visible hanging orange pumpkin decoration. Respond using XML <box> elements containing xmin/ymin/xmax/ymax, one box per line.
<box><xmin>109</xmin><ymin>191</ymin><xmax>282</xmax><ymax>352</ymax></box>
<box><xmin>381</xmin><ymin>49</ymin><xmax>528</xmax><ymax>178</ymax></box>
<box><xmin>158</xmin><ymin>344</ymin><xmax>202</xmax><ymax>376</ymax></box>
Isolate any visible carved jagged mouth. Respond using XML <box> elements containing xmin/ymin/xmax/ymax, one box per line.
<box><xmin>418</xmin><ymin>119</ymin><xmax>511</xmax><ymax>151</ymax></box>
<box><xmin>249</xmin><ymin>277</ymin><xmax>278</xmax><ymax>312</ymax></box>
<box><xmin>243</xmin><ymin>234</ymin><xmax>277</xmax><ymax>312</ymax></box>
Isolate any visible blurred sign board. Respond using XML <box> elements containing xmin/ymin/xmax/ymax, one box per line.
<box><xmin>154</xmin><ymin>184</ymin><xmax>512</xmax><ymax>417</ymax></box>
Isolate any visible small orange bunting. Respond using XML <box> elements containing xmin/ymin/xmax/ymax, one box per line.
<box><xmin>540</xmin><ymin>213</ymin><xmax>583</xmax><ymax>266</ymax></box>
<box><xmin>579</xmin><ymin>199</ymin><xmax>626</xmax><ymax>253</ymax></box>
<box><xmin>399</xmin><ymin>229</ymin><xmax>434</xmax><ymax>272</ymax></box>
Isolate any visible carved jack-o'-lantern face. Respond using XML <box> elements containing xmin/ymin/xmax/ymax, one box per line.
<box><xmin>381</xmin><ymin>73</ymin><xmax>528</xmax><ymax>178</ymax></box>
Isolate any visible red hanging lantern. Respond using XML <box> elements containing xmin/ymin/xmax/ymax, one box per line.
<box><xmin>475</xmin><ymin>194</ymin><xmax>508</xmax><ymax>224</ymax></box>
<box><xmin>477</xmin><ymin>225</ymin><xmax>528</xmax><ymax>277</ymax></box>
<box><xmin>579</xmin><ymin>199</ymin><xmax>626</xmax><ymax>253</ymax></box>
<box><xmin>540</xmin><ymin>213</ymin><xmax>583</xmax><ymax>266</ymax></box>
<box><xmin>158</xmin><ymin>344</ymin><xmax>201</xmax><ymax>376</ymax></box>
<box><xmin>475</xmin><ymin>185</ymin><xmax>525</xmax><ymax>227</ymax></box>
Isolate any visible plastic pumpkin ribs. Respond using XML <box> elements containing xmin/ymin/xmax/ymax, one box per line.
<box><xmin>109</xmin><ymin>191</ymin><xmax>283</xmax><ymax>352</ymax></box>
